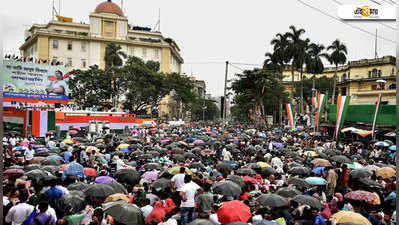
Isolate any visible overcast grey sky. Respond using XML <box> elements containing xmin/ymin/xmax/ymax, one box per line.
<box><xmin>1</xmin><ymin>0</ymin><xmax>396</xmax><ymax>97</ymax></box>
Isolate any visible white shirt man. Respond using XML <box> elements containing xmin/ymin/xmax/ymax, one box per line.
<box><xmin>223</xmin><ymin>149</ymin><xmax>232</xmax><ymax>161</ymax></box>
<box><xmin>271</xmin><ymin>157</ymin><xmax>283</xmax><ymax>169</ymax></box>
<box><xmin>9</xmin><ymin>137</ymin><xmax>17</xmax><ymax>147</ymax></box>
<box><xmin>180</xmin><ymin>181</ymin><xmax>201</xmax><ymax>208</ymax></box>
<box><xmin>5</xmin><ymin>202</ymin><xmax>34</xmax><ymax>225</ymax></box>
<box><xmin>24</xmin><ymin>147</ymin><xmax>35</xmax><ymax>162</ymax></box>
<box><xmin>171</xmin><ymin>173</ymin><xmax>185</xmax><ymax>192</ymax></box>
<box><xmin>47</xmin><ymin>139</ymin><xmax>56</xmax><ymax>148</ymax></box>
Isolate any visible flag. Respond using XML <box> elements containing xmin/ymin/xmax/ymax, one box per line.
<box><xmin>334</xmin><ymin>96</ymin><xmax>351</xmax><ymax>143</ymax></box>
<box><xmin>31</xmin><ymin>110</ymin><xmax>56</xmax><ymax>137</ymax></box>
<box><xmin>314</xmin><ymin>93</ymin><xmax>327</xmax><ymax>133</ymax></box>
<box><xmin>371</xmin><ymin>93</ymin><xmax>382</xmax><ymax>139</ymax></box>
<box><xmin>286</xmin><ymin>104</ymin><xmax>295</xmax><ymax>129</ymax></box>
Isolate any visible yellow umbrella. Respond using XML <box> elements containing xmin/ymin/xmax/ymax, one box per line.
<box><xmin>303</xmin><ymin>151</ymin><xmax>318</xmax><ymax>157</ymax></box>
<box><xmin>256</xmin><ymin>162</ymin><xmax>271</xmax><ymax>168</ymax></box>
<box><xmin>168</xmin><ymin>166</ymin><xmax>193</xmax><ymax>175</ymax></box>
<box><xmin>332</xmin><ymin>211</ymin><xmax>372</xmax><ymax>225</ymax></box>
<box><xmin>63</xmin><ymin>139</ymin><xmax>74</xmax><ymax>144</ymax></box>
<box><xmin>376</xmin><ymin>167</ymin><xmax>396</xmax><ymax>179</ymax></box>
<box><xmin>96</xmin><ymin>139</ymin><xmax>104</xmax><ymax>143</ymax></box>
<box><xmin>117</xmin><ymin>144</ymin><xmax>129</xmax><ymax>149</ymax></box>
<box><xmin>104</xmin><ymin>193</ymin><xmax>130</xmax><ymax>203</ymax></box>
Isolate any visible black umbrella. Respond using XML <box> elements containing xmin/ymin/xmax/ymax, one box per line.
<box><xmin>190</xmin><ymin>162</ymin><xmax>205</xmax><ymax>169</ymax></box>
<box><xmin>287</xmin><ymin>177</ymin><xmax>311</xmax><ymax>189</ymax></box>
<box><xmin>188</xmin><ymin>219</ymin><xmax>217</xmax><ymax>225</ymax></box>
<box><xmin>317</xmin><ymin>152</ymin><xmax>329</xmax><ymax>159</ymax></box>
<box><xmin>173</xmin><ymin>148</ymin><xmax>185</xmax><ymax>154</ymax></box>
<box><xmin>260</xmin><ymin>167</ymin><xmax>275</xmax><ymax>178</ymax></box>
<box><xmin>276</xmin><ymin>187</ymin><xmax>302</xmax><ymax>198</ymax></box>
<box><xmin>350</xmin><ymin>169</ymin><xmax>373</xmax><ymax>179</ymax></box>
<box><xmin>212</xmin><ymin>181</ymin><xmax>242</xmax><ymax>197</ymax></box>
<box><xmin>226</xmin><ymin>175</ymin><xmax>245</xmax><ymax>188</ymax></box>
<box><xmin>248</xmin><ymin>163</ymin><xmax>261</xmax><ymax>170</ymax></box>
<box><xmin>143</xmin><ymin>163</ymin><xmax>161</xmax><ymax>171</ymax></box>
<box><xmin>42</xmin><ymin>165</ymin><xmax>60</xmax><ymax>174</ymax></box>
<box><xmin>293</xmin><ymin>195</ymin><xmax>322</xmax><ymax>209</ymax></box>
<box><xmin>103</xmin><ymin>182</ymin><xmax>127</xmax><ymax>194</ymax></box>
<box><xmin>152</xmin><ymin>178</ymin><xmax>171</xmax><ymax>192</ymax></box>
<box><xmin>172</xmin><ymin>154</ymin><xmax>185</xmax><ymax>162</ymax></box>
<box><xmin>288</xmin><ymin>167</ymin><xmax>310</xmax><ymax>176</ymax></box>
<box><xmin>139</xmin><ymin>154</ymin><xmax>153</xmax><ymax>160</ymax></box>
<box><xmin>103</xmin><ymin>200</ymin><xmax>145</xmax><ymax>225</ymax></box>
<box><xmin>256</xmin><ymin>194</ymin><xmax>288</xmax><ymax>208</ymax></box>
<box><xmin>330</xmin><ymin>155</ymin><xmax>351</xmax><ymax>164</ymax></box>
<box><xmin>35</xmin><ymin>152</ymin><xmax>50</xmax><ymax>157</ymax></box>
<box><xmin>358</xmin><ymin>178</ymin><xmax>384</xmax><ymax>189</ymax></box>
<box><xmin>147</xmin><ymin>151</ymin><xmax>161</xmax><ymax>157</ymax></box>
<box><xmin>235</xmin><ymin>168</ymin><xmax>256</xmax><ymax>176</ymax></box>
<box><xmin>114</xmin><ymin>169</ymin><xmax>140</xmax><ymax>186</ymax></box>
<box><xmin>41</xmin><ymin>158</ymin><xmax>62</xmax><ymax>166</ymax></box>
<box><xmin>56</xmin><ymin>191</ymin><xmax>86</xmax><ymax>213</ymax></box>
<box><xmin>287</xmin><ymin>162</ymin><xmax>302</xmax><ymax>168</ymax></box>
<box><xmin>84</xmin><ymin>183</ymin><xmax>118</xmax><ymax>199</ymax></box>
<box><xmin>67</xmin><ymin>182</ymin><xmax>89</xmax><ymax>191</ymax></box>
<box><xmin>24</xmin><ymin>164</ymin><xmax>41</xmax><ymax>171</ymax></box>
<box><xmin>184</xmin><ymin>152</ymin><xmax>196</xmax><ymax>159</ymax></box>
<box><xmin>323</xmin><ymin>150</ymin><xmax>338</xmax><ymax>156</ymax></box>
<box><xmin>25</xmin><ymin>169</ymin><xmax>49</xmax><ymax>180</ymax></box>
<box><xmin>216</xmin><ymin>163</ymin><xmax>233</xmax><ymax>174</ymax></box>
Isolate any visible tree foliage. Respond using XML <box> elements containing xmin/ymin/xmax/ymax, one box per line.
<box><xmin>294</xmin><ymin>76</ymin><xmax>334</xmax><ymax>108</ymax></box>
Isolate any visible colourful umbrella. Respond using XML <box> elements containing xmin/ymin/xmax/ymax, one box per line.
<box><xmin>13</xmin><ymin>146</ymin><xmax>27</xmax><ymax>151</ymax></box>
<box><xmin>347</xmin><ymin>162</ymin><xmax>364</xmax><ymax>169</ymax></box>
<box><xmin>344</xmin><ymin>190</ymin><xmax>376</xmax><ymax>202</ymax></box>
<box><xmin>118</xmin><ymin>148</ymin><xmax>131</xmax><ymax>153</ymax></box>
<box><xmin>95</xmin><ymin>176</ymin><xmax>116</xmax><ymax>183</ymax></box>
<box><xmin>193</xmin><ymin>140</ymin><xmax>204</xmax><ymax>145</ymax></box>
<box><xmin>84</xmin><ymin>168</ymin><xmax>97</xmax><ymax>177</ymax></box>
<box><xmin>376</xmin><ymin>167</ymin><xmax>396</xmax><ymax>179</ymax></box>
<box><xmin>303</xmin><ymin>151</ymin><xmax>318</xmax><ymax>157</ymax></box>
<box><xmin>364</xmin><ymin>165</ymin><xmax>379</xmax><ymax>171</ymax></box>
<box><xmin>312</xmin><ymin>167</ymin><xmax>325</xmax><ymax>175</ymax></box>
<box><xmin>4</xmin><ymin>168</ymin><xmax>24</xmax><ymax>176</ymax></box>
<box><xmin>273</xmin><ymin>143</ymin><xmax>283</xmax><ymax>148</ymax></box>
<box><xmin>304</xmin><ymin>177</ymin><xmax>327</xmax><ymax>185</ymax></box>
<box><xmin>256</xmin><ymin>162</ymin><xmax>271</xmax><ymax>168</ymax></box>
<box><xmin>241</xmin><ymin>176</ymin><xmax>257</xmax><ymax>184</ymax></box>
<box><xmin>217</xmin><ymin>200</ymin><xmax>251</xmax><ymax>225</ymax></box>
<box><xmin>332</xmin><ymin>211</ymin><xmax>372</xmax><ymax>225</ymax></box>
<box><xmin>117</xmin><ymin>144</ymin><xmax>130</xmax><ymax>149</ymax></box>
<box><xmin>63</xmin><ymin>139</ymin><xmax>74</xmax><ymax>144</ymax></box>
<box><xmin>142</xmin><ymin>171</ymin><xmax>159</xmax><ymax>181</ymax></box>
<box><xmin>375</xmin><ymin>141</ymin><xmax>389</xmax><ymax>147</ymax></box>
<box><xmin>389</xmin><ymin>145</ymin><xmax>396</xmax><ymax>151</ymax></box>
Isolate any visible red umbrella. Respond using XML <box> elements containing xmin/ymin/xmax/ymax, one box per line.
<box><xmin>69</xmin><ymin>130</ymin><xmax>78</xmax><ymax>135</ymax></box>
<box><xmin>84</xmin><ymin>168</ymin><xmax>97</xmax><ymax>177</ymax></box>
<box><xmin>4</xmin><ymin>169</ymin><xmax>24</xmax><ymax>177</ymax></box>
<box><xmin>217</xmin><ymin>200</ymin><xmax>251</xmax><ymax>225</ymax></box>
<box><xmin>344</xmin><ymin>190</ymin><xmax>376</xmax><ymax>202</ymax></box>
<box><xmin>241</xmin><ymin>176</ymin><xmax>257</xmax><ymax>184</ymax></box>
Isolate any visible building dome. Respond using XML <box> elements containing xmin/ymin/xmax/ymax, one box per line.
<box><xmin>95</xmin><ymin>0</ymin><xmax>124</xmax><ymax>17</ymax></box>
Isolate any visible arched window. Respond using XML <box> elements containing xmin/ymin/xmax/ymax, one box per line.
<box><xmin>342</xmin><ymin>73</ymin><xmax>347</xmax><ymax>81</ymax></box>
<box><xmin>389</xmin><ymin>83</ymin><xmax>396</xmax><ymax>90</ymax></box>
<box><xmin>372</xmin><ymin>68</ymin><xmax>378</xmax><ymax>78</ymax></box>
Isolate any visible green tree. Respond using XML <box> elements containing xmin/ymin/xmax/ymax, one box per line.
<box><xmin>191</xmin><ymin>99</ymin><xmax>220</xmax><ymax>121</ymax></box>
<box><xmin>294</xmin><ymin>76</ymin><xmax>334</xmax><ymax>110</ymax></box>
<box><xmin>69</xmin><ymin>65</ymin><xmax>113</xmax><ymax>108</ymax></box>
<box><xmin>327</xmin><ymin>39</ymin><xmax>347</xmax><ymax>104</ymax></box>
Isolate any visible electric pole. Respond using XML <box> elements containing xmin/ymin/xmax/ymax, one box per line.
<box><xmin>223</xmin><ymin>61</ymin><xmax>229</xmax><ymax>125</ymax></box>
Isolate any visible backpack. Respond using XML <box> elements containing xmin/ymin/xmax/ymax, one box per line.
<box><xmin>21</xmin><ymin>209</ymin><xmax>37</xmax><ymax>225</ymax></box>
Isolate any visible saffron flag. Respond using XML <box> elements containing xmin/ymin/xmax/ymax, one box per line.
<box><xmin>286</xmin><ymin>104</ymin><xmax>295</xmax><ymax>129</ymax></box>
<box><xmin>371</xmin><ymin>93</ymin><xmax>382</xmax><ymax>139</ymax></box>
<box><xmin>314</xmin><ymin>93</ymin><xmax>327</xmax><ymax>133</ymax></box>
<box><xmin>334</xmin><ymin>96</ymin><xmax>351</xmax><ymax>143</ymax></box>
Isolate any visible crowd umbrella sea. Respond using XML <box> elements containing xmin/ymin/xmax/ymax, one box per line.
<box><xmin>2</xmin><ymin>122</ymin><xmax>397</xmax><ymax>225</ymax></box>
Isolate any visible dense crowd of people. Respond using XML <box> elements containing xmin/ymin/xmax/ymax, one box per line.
<box><xmin>2</xmin><ymin>122</ymin><xmax>397</xmax><ymax>225</ymax></box>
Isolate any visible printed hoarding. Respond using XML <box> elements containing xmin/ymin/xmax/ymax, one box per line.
<box><xmin>2</xmin><ymin>60</ymin><xmax>70</xmax><ymax>101</ymax></box>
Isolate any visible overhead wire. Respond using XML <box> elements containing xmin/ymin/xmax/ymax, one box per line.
<box><xmin>296</xmin><ymin>0</ymin><xmax>396</xmax><ymax>44</ymax></box>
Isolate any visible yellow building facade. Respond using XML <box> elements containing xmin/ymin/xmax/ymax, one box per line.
<box><xmin>19</xmin><ymin>0</ymin><xmax>183</xmax><ymax>117</ymax></box>
<box><xmin>282</xmin><ymin>56</ymin><xmax>396</xmax><ymax>105</ymax></box>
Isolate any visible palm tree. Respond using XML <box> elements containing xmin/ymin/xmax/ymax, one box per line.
<box><xmin>270</xmin><ymin>33</ymin><xmax>290</xmax><ymax>71</ymax></box>
<box><xmin>286</xmin><ymin>25</ymin><xmax>306</xmax><ymax>105</ymax></box>
<box><xmin>305</xmin><ymin>43</ymin><xmax>327</xmax><ymax>112</ymax></box>
<box><xmin>327</xmin><ymin>39</ymin><xmax>347</xmax><ymax>104</ymax></box>
<box><xmin>104</xmin><ymin>43</ymin><xmax>127</xmax><ymax>108</ymax></box>
<box><xmin>295</xmin><ymin>38</ymin><xmax>310</xmax><ymax>114</ymax></box>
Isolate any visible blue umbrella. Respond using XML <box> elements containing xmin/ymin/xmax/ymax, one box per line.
<box><xmin>36</xmin><ymin>147</ymin><xmax>49</xmax><ymax>153</ymax></box>
<box><xmin>303</xmin><ymin>133</ymin><xmax>309</xmax><ymax>137</ymax></box>
<box><xmin>119</xmin><ymin>148</ymin><xmax>131</xmax><ymax>153</ymax></box>
<box><xmin>389</xmin><ymin>145</ymin><xmax>396</xmax><ymax>151</ymax></box>
<box><xmin>304</xmin><ymin>177</ymin><xmax>327</xmax><ymax>185</ymax></box>
<box><xmin>12</xmin><ymin>146</ymin><xmax>27</xmax><ymax>151</ymax></box>
<box><xmin>312</xmin><ymin>167</ymin><xmax>325</xmax><ymax>175</ymax></box>
<box><xmin>273</xmin><ymin>143</ymin><xmax>283</xmax><ymax>148</ymax></box>
<box><xmin>375</xmin><ymin>141</ymin><xmax>390</xmax><ymax>147</ymax></box>
<box><xmin>63</xmin><ymin>162</ymin><xmax>84</xmax><ymax>178</ymax></box>
<box><xmin>47</xmin><ymin>155</ymin><xmax>64</xmax><ymax>161</ymax></box>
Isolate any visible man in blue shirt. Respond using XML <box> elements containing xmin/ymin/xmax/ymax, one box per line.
<box><xmin>45</xmin><ymin>179</ymin><xmax>64</xmax><ymax>208</ymax></box>
<box><xmin>312</xmin><ymin>208</ymin><xmax>326</xmax><ymax>225</ymax></box>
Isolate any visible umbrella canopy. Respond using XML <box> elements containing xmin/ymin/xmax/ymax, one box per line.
<box><xmin>389</xmin><ymin>145</ymin><xmax>396</xmax><ymax>151</ymax></box>
<box><xmin>143</xmin><ymin>163</ymin><xmax>161</xmax><ymax>171</ymax></box>
<box><xmin>235</xmin><ymin>168</ymin><xmax>256</xmax><ymax>176</ymax></box>
<box><xmin>114</xmin><ymin>169</ymin><xmax>140</xmax><ymax>186</ymax></box>
<box><xmin>25</xmin><ymin>169</ymin><xmax>49</xmax><ymax>180</ymax></box>
<box><xmin>330</xmin><ymin>155</ymin><xmax>351</xmax><ymax>164</ymax></box>
<box><xmin>256</xmin><ymin>194</ymin><xmax>288</xmax><ymax>207</ymax></box>
<box><xmin>103</xmin><ymin>200</ymin><xmax>145</xmax><ymax>225</ymax></box>
<box><xmin>347</xmin><ymin>162</ymin><xmax>363</xmax><ymax>170</ymax></box>
<box><xmin>344</xmin><ymin>190</ymin><xmax>376</xmax><ymax>202</ymax></box>
<box><xmin>84</xmin><ymin>183</ymin><xmax>118</xmax><ymax>199</ymax></box>
<box><xmin>24</xmin><ymin>164</ymin><xmax>41</xmax><ymax>171</ymax></box>
<box><xmin>375</xmin><ymin>167</ymin><xmax>396</xmax><ymax>179</ymax></box>
<box><xmin>276</xmin><ymin>187</ymin><xmax>302</xmax><ymax>198</ymax></box>
<box><xmin>190</xmin><ymin>162</ymin><xmax>205</xmax><ymax>169</ymax></box>
<box><xmin>288</xmin><ymin>167</ymin><xmax>310</xmax><ymax>176</ymax></box>
<box><xmin>193</xmin><ymin>140</ymin><xmax>205</xmax><ymax>145</ymax></box>
<box><xmin>188</xmin><ymin>219</ymin><xmax>217</xmax><ymax>225</ymax></box>
<box><xmin>42</xmin><ymin>165</ymin><xmax>60</xmax><ymax>174</ymax></box>
<box><xmin>64</xmin><ymin>162</ymin><xmax>84</xmax><ymax>178</ymax></box>
<box><xmin>151</xmin><ymin>178</ymin><xmax>172</xmax><ymax>192</ymax></box>
<box><xmin>358</xmin><ymin>179</ymin><xmax>384</xmax><ymax>189</ymax></box>
<box><xmin>142</xmin><ymin>171</ymin><xmax>159</xmax><ymax>181</ymax></box>
<box><xmin>84</xmin><ymin>168</ymin><xmax>97</xmax><ymax>177</ymax></box>
<box><xmin>303</xmin><ymin>151</ymin><xmax>318</xmax><ymax>157</ymax></box>
<box><xmin>350</xmin><ymin>169</ymin><xmax>373</xmax><ymax>179</ymax></box>
<box><xmin>375</xmin><ymin>141</ymin><xmax>389</xmax><ymax>147</ymax></box>
<box><xmin>4</xmin><ymin>168</ymin><xmax>24</xmax><ymax>177</ymax></box>
<box><xmin>287</xmin><ymin>177</ymin><xmax>312</xmax><ymax>189</ymax></box>
<box><xmin>293</xmin><ymin>195</ymin><xmax>322</xmax><ymax>209</ymax></box>
<box><xmin>67</xmin><ymin>182</ymin><xmax>89</xmax><ymax>191</ymax></box>
<box><xmin>212</xmin><ymin>181</ymin><xmax>242</xmax><ymax>197</ymax></box>
<box><xmin>226</xmin><ymin>175</ymin><xmax>245</xmax><ymax>188</ymax></box>
<box><xmin>105</xmin><ymin>193</ymin><xmax>130</xmax><ymax>203</ymax></box>
<box><xmin>332</xmin><ymin>211</ymin><xmax>372</xmax><ymax>225</ymax></box>
<box><xmin>364</xmin><ymin>165</ymin><xmax>379</xmax><ymax>171</ymax></box>
<box><xmin>241</xmin><ymin>176</ymin><xmax>257</xmax><ymax>184</ymax></box>
<box><xmin>95</xmin><ymin>176</ymin><xmax>116</xmax><ymax>183</ymax></box>
<box><xmin>103</xmin><ymin>182</ymin><xmax>127</xmax><ymax>194</ymax></box>
<box><xmin>168</xmin><ymin>166</ymin><xmax>193</xmax><ymax>175</ymax></box>
<box><xmin>256</xmin><ymin>162</ymin><xmax>271</xmax><ymax>168</ymax></box>
<box><xmin>56</xmin><ymin>191</ymin><xmax>86</xmax><ymax>213</ymax></box>
<box><xmin>311</xmin><ymin>159</ymin><xmax>332</xmax><ymax>167</ymax></box>
<box><xmin>305</xmin><ymin>177</ymin><xmax>327</xmax><ymax>186</ymax></box>
<box><xmin>273</xmin><ymin>143</ymin><xmax>283</xmax><ymax>148</ymax></box>
<box><xmin>217</xmin><ymin>200</ymin><xmax>251</xmax><ymax>225</ymax></box>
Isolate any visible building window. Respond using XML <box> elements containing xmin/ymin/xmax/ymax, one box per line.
<box><xmin>392</xmin><ymin>68</ymin><xmax>395</xmax><ymax>75</ymax></box>
<box><xmin>143</xmin><ymin>48</ymin><xmax>147</xmax><ymax>57</ymax></box>
<box><xmin>389</xmin><ymin>83</ymin><xmax>396</xmax><ymax>90</ymax></box>
<box><xmin>66</xmin><ymin>58</ymin><xmax>72</xmax><ymax>67</ymax></box>
<box><xmin>368</xmin><ymin>71</ymin><xmax>371</xmax><ymax>78</ymax></box>
<box><xmin>103</xmin><ymin>20</ymin><xmax>115</xmax><ymax>38</ymax></box>
<box><xmin>81</xmin><ymin>59</ymin><xmax>86</xmax><ymax>68</ymax></box>
<box><xmin>378</xmin><ymin>70</ymin><xmax>382</xmax><ymax>77</ymax></box>
<box><xmin>154</xmin><ymin>49</ymin><xmax>160</xmax><ymax>59</ymax></box>
<box><xmin>67</xmin><ymin>40</ymin><xmax>73</xmax><ymax>50</ymax></box>
<box><xmin>81</xmin><ymin>42</ymin><xmax>87</xmax><ymax>52</ymax></box>
<box><xmin>129</xmin><ymin>46</ymin><xmax>134</xmax><ymax>56</ymax></box>
<box><xmin>53</xmin><ymin>40</ymin><xmax>58</xmax><ymax>49</ymax></box>
<box><xmin>341</xmin><ymin>87</ymin><xmax>347</xmax><ymax>96</ymax></box>
<box><xmin>371</xmin><ymin>85</ymin><xmax>377</xmax><ymax>90</ymax></box>
<box><xmin>342</xmin><ymin>73</ymin><xmax>346</xmax><ymax>81</ymax></box>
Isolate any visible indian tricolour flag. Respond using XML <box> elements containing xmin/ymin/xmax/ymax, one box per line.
<box><xmin>314</xmin><ymin>93</ymin><xmax>327</xmax><ymax>133</ymax></box>
<box><xmin>286</xmin><ymin>104</ymin><xmax>295</xmax><ymax>129</ymax></box>
<box><xmin>30</xmin><ymin>111</ymin><xmax>56</xmax><ymax>137</ymax></box>
<box><xmin>371</xmin><ymin>93</ymin><xmax>382</xmax><ymax>140</ymax></box>
<box><xmin>334</xmin><ymin>96</ymin><xmax>351</xmax><ymax>143</ymax></box>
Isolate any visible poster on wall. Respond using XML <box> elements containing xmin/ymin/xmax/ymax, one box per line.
<box><xmin>2</xmin><ymin>60</ymin><xmax>70</xmax><ymax>101</ymax></box>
